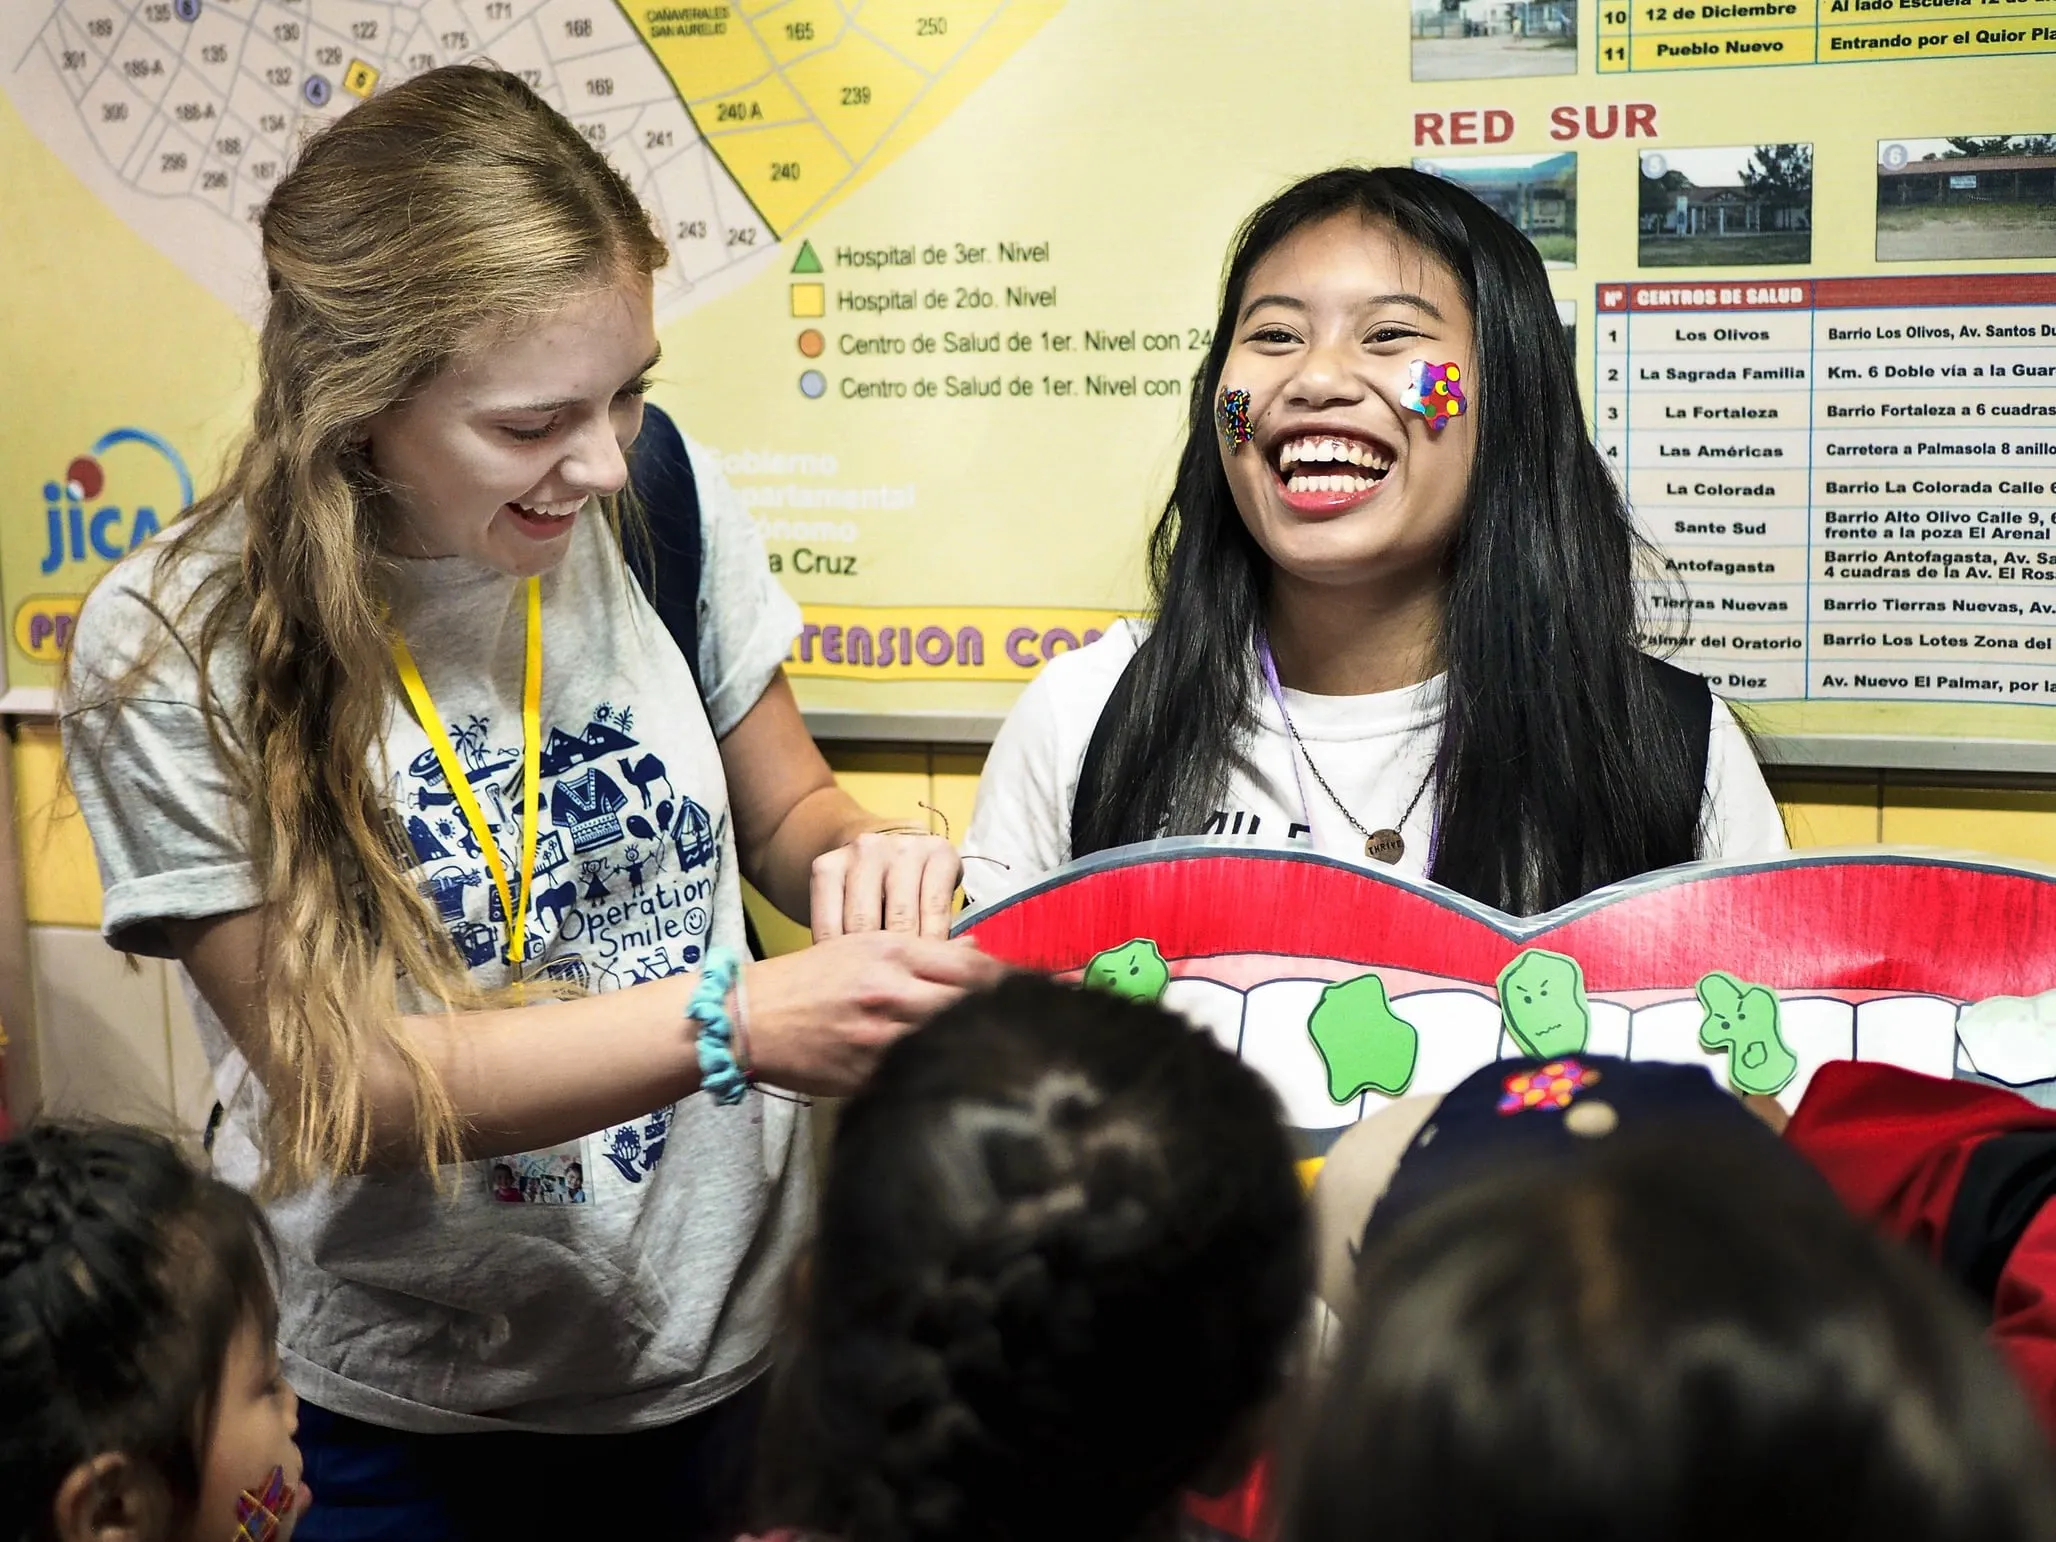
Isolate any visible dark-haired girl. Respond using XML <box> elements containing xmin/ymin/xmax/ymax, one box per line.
<box><xmin>753</xmin><ymin>974</ymin><xmax>1311</xmax><ymax>1542</ymax></box>
<box><xmin>2</xmin><ymin>1123</ymin><xmax>308</xmax><ymax>1542</ymax></box>
<box><xmin>965</xmin><ymin>167</ymin><xmax>1784</xmax><ymax>916</ymax></box>
<box><xmin>1284</xmin><ymin>1136</ymin><xmax>2056</xmax><ymax>1542</ymax></box>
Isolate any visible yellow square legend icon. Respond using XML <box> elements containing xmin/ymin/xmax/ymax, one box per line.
<box><xmin>789</xmin><ymin>282</ymin><xmax>826</xmax><ymax>318</ymax></box>
<box><xmin>343</xmin><ymin>59</ymin><xmax>380</xmax><ymax>98</ymax></box>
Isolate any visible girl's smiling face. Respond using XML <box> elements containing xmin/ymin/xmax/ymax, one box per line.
<box><xmin>1219</xmin><ymin>216</ymin><xmax>1477</xmax><ymax>597</ymax></box>
<box><xmin>192</xmin><ymin>1317</ymin><xmax>306</xmax><ymax>1542</ymax></box>
<box><xmin>364</xmin><ymin>269</ymin><xmax>659</xmax><ymax>578</ymax></box>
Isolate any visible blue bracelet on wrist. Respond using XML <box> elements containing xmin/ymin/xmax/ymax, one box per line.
<box><xmin>689</xmin><ymin>947</ymin><xmax>751</xmax><ymax>1106</ymax></box>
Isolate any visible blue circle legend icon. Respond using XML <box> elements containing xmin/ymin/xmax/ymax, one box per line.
<box><xmin>174</xmin><ymin>0</ymin><xmax>201</xmax><ymax>19</ymax></box>
<box><xmin>799</xmin><ymin>370</ymin><xmax>826</xmax><ymax>399</ymax></box>
<box><xmin>303</xmin><ymin>74</ymin><xmax>332</xmax><ymax>108</ymax></box>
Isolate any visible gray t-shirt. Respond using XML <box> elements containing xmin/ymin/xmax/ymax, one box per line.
<box><xmin>62</xmin><ymin>440</ymin><xmax>810</xmax><ymax>1433</ymax></box>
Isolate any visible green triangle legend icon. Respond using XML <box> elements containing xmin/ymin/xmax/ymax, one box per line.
<box><xmin>790</xmin><ymin>240</ymin><xmax>822</xmax><ymax>274</ymax></box>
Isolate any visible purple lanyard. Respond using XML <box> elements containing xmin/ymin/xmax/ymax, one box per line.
<box><xmin>1256</xmin><ymin>631</ymin><xmax>1316</xmax><ymax>841</ymax></box>
<box><xmin>1254</xmin><ymin>629</ymin><xmax>1442</xmax><ymax>870</ymax></box>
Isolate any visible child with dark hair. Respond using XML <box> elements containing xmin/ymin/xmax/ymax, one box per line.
<box><xmin>1289</xmin><ymin>1110</ymin><xmax>2056</xmax><ymax>1542</ymax></box>
<box><xmin>1</xmin><ymin>1123</ymin><xmax>308</xmax><ymax>1542</ymax></box>
<box><xmin>755</xmin><ymin>973</ymin><xmax>1311</xmax><ymax>1542</ymax></box>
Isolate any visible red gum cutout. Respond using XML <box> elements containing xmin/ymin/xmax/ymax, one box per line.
<box><xmin>960</xmin><ymin>850</ymin><xmax>2056</xmax><ymax>999</ymax></box>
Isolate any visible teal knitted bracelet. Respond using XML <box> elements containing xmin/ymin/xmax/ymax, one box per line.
<box><xmin>689</xmin><ymin>947</ymin><xmax>751</xmax><ymax>1106</ymax></box>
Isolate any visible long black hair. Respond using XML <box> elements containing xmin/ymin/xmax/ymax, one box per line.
<box><xmin>1284</xmin><ymin>1136</ymin><xmax>2056</xmax><ymax>1542</ymax></box>
<box><xmin>0</xmin><ymin>1123</ymin><xmax>278</xmax><ymax>1542</ymax></box>
<box><xmin>757</xmin><ymin>974</ymin><xmax>1311</xmax><ymax>1542</ymax></box>
<box><xmin>1070</xmin><ymin>166</ymin><xmax>1700</xmax><ymax>916</ymax></box>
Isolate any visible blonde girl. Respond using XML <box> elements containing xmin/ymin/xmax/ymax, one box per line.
<box><xmin>62</xmin><ymin>64</ymin><xmax>998</xmax><ymax>1539</ymax></box>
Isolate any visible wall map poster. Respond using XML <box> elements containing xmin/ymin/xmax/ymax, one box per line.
<box><xmin>2</xmin><ymin>0</ymin><xmax>2051</xmax><ymax>756</ymax></box>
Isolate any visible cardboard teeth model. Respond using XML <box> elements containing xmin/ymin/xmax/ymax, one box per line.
<box><xmin>960</xmin><ymin>842</ymin><xmax>2056</xmax><ymax>1160</ymax></box>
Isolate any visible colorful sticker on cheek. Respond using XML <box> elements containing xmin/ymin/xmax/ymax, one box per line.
<box><xmin>1215</xmin><ymin>387</ymin><xmax>1254</xmax><ymax>448</ymax></box>
<box><xmin>1403</xmin><ymin>361</ymin><xmax>1466</xmax><ymax>432</ymax></box>
<box><xmin>233</xmin><ymin>1467</ymin><xmax>291</xmax><ymax>1542</ymax></box>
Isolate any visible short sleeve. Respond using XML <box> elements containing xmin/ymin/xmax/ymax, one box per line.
<box><xmin>61</xmin><ymin>574</ymin><xmax>260</xmax><ymax>956</ymax></box>
<box><xmin>961</xmin><ymin>624</ymin><xmax>1139</xmax><ymax>910</ymax></box>
<box><xmin>1699</xmin><ymin>696</ymin><xmax>1790</xmax><ymax>861</ymax></box>
<box><xmin>685</xmin><ymin>437</ymin><xmax>802</xmax><ymax>737</ymax></box>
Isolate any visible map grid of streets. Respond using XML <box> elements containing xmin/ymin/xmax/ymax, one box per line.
<box><xmin>4</xmin><ymin>0</ymin><xmax>1044</xmax><ymax>323</ymax></box>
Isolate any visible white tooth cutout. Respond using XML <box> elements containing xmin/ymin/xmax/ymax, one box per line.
<box><xmin>1774</xmin><ymin>996</ymin><xmax>1855</xmax><ymax>1109</ymax></box>
<box><xmin>1242</xmin><ymin>980</ymin><xmax>1363</xmax><ymax>1128</ymax></box>
<box><xmin>1587</xmin><ymin>1000</ymin><xmax>1632</xmax><ymax>1058</ymax></box>
<box><xmin>1623</xmin><ymin>997</ymin><xmax>1734</xmax><ymax>1084</ymax></box>
<box><xmin>1955</xmin><ymin>991</ymin><xmax>2056</xmax><ymax>1088</ymax></box>
<box><xmin>1856</xmin><ymin>995</ymin><xmax>1959</xmax><ymax>1081</ymax></box>
<box><xmin>1390</xmin><ymin>989</ymin><xmax>1502</xmax><ymax>1097</ymax></box>
<box><xmin>1162</xmin><ymin>978</ymin><xmax>1246</xmax><ymax>1058</ymax></box>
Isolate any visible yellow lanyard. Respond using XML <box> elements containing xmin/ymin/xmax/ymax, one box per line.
<box><xmin>390</xmin><ymin>576</ymin><xmax>544</xmax><ymax>969</ymax></box>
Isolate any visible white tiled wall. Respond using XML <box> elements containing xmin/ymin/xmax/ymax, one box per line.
<box><xmin>28</xmin><ymin>925</ymin><xmax>213</xmax><ymax>1137</ymax></box>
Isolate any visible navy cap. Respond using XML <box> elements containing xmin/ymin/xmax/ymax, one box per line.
<box><xmin>1356</xmin><ymin>1056</ymin><xmax>1791</xmax><ymax>1254</ymax></box>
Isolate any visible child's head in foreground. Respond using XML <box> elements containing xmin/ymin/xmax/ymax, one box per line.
<box><xmin>1</xmin><ymin>1124</ymin><xmax>304</xmax><ymax>1542</ymax></box>
<box><xmin>759</xmin><ymin>973</ymin><xmax>1311</xmax><ymax>1542</ymax></box>
<box><xmin>1287</xmin><ymin>1132</ymin><xmax>2056</xmax><ymax>1542</ymax></box>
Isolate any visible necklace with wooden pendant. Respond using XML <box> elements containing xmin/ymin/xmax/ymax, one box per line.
<box><xmin>1279</xmin><ymin>708</ymin><xmax>1434</xmax><ymax>865</ymax></box>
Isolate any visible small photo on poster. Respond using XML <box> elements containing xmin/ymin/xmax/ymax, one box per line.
<box><xmin>1415</xmin><ymin>153</ymin><xmax>1577</xmax><ymax>268</ymax></box>
<box><xmin>1875</xmin><ymin>135</ymin><xmax>2056</xmax><ymax>261</ymax></box>
<box><xmin>1411</xmin><ymin>1</ymin><xmax>1577</xmax><ymax>81</ymax></box>
<box><xmin>488</xmin><ymin>1144</ymin><xmax>590</xmax><ymax>1206</ymax></box>
<box><xmin>1638</xmin><ymin>145</ymin><xmax>1813</xmax><ymax>268</ymax></box>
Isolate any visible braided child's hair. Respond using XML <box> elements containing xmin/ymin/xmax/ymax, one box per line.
<box><xmin>0</xmin><ymin>1123</ymin><xmax>277</xmax><ymax>1542</ymax></box>
<box><xmin>760</xmin><ymin>973</ymin><xmax>1311</xmax><ymax>1542</ymax></box>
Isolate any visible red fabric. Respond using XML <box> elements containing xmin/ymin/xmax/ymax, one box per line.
<box><xmin>1184</xmin><ymin>1453</ymin><xmax>1273</xmax><ymax>1542</ymax></box>
<box><xmin>1785</xmin><ymin>1061</ymin><xmax>2056</xmax><ymax>1253</ymax></box>
<box><xmin>1994</xmin><ymin>1203</ymin><xmax>2056</xmax><ymax>1431</ymax></box>
<box><xmin>1786</xmin><ymin>1061</ymin><xmax>2056</xmax><ymax>1432</ymax></box>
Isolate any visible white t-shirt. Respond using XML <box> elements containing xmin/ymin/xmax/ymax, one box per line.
<box><xmin>963</xmin><ymin>621</ymin><xmax>1788</xmax><ymax>910</ymax></box>
<box><xmin>63</xmin><ymin>440</ymin><xmax>808</xmax><ymax>1434</ymax></box>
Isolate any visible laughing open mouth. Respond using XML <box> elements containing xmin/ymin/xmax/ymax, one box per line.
<box><xmin>1271</xmin><ymin>432</ymin><xmax>1394</xmax><ymax>511</ymax></box>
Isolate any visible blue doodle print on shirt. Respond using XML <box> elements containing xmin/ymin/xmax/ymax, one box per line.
<box><xmin>600</xmin><ymin>1105</ymin><xmax>674</xmax><ymax>1184</ymax></box>
<box><xmin>389</xmin><ymin>700</ymin><xmax>721</xmax><ymax>1024</ymax></box>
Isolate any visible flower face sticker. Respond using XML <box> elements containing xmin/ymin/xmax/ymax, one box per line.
<box><xmin>1402</xmin><ymin>360</ymin><xmax>1466</xmax><ymax>431</ymax></box>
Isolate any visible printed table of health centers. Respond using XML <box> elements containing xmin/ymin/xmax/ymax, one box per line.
<box><xmin>1597</xmin><ymin>0</ymin><xmax>2056</xmax><ymax>71</ymax></box>
<box><xmin>1595</xmin><ymin>275</ymin><xmax>2056</xmax><ymax>706</ymax></box>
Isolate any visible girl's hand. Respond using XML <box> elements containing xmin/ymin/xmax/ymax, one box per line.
<box><xmin>743</xmin><ymin>930</ymin><xmax>1006</xmax><ymax>1095</ymax></box>
<box><xmin>810</xmin><ymin>829</ymin><xmax>963</xmax><ymax>941</ymax></box>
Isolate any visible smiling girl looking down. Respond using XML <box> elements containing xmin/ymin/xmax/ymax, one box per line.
<box><xmin>60</xmin><ymin>65</ymin><xmax>998</xmax><ymax>1539</ymax></box>
<box><xmin>965</xmin><ymin>167</ymin><xmax>1785</xmax><ymax>916</ymax></box>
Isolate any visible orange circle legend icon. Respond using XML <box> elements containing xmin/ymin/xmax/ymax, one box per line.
<box><xmin>797</xmin><ymin>329</ymin><xmax>825</xmax><ymax>358</ymax></box>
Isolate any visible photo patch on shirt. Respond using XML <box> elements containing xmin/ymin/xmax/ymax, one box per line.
<box><xmin>487</xmin><ymin>1142</ymin><xmax>590</xmax><ymax>1206</ymax></box>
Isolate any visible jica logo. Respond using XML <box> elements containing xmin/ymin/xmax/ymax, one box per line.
<box><xmin>40</xmin><ymin>428</ymin><xmax>192</xmax><ymax>575</ymax></box>
<box><xmin>15</xmin><ymin>429</ymin><xmax>193</xmax><ymax>664</ymax></box>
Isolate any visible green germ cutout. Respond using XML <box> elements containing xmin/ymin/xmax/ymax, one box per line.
<box><xmin>1696</xmin><ymin>971</ymin><xmax>1797</xmax><ymax>1096</ymax></box>
<box><xmin>1498</xmin><ymin>949</ymin><xmax>1591</xmax><ymax>1059</ymax></box>
<box><xmin>1307</xmin><ymin>972</ymin><xmax>1419</xmax><ymax>1102</ymax></box>
<box><xmin>1083</xmin><ymin>938</ymin><xmax>1170</xmax><ymax>1003</ymax></box>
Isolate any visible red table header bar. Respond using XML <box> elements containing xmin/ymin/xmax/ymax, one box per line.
<box><xmin>1599</xmin><ymin>274</ymin><xmax>2056</xmax><ymax>312</ymax></box>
